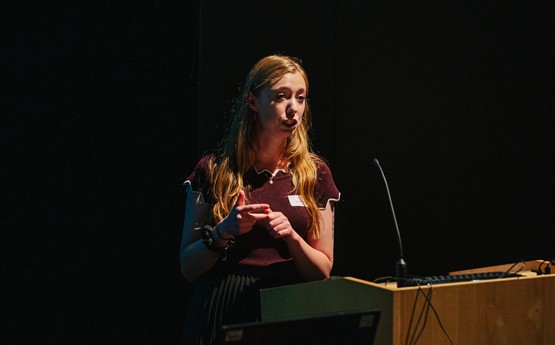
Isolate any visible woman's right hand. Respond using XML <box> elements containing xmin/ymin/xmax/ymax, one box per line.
<box><xmin>217</xmin><ymin>190</ymin><xmax>270</xmax><ymax>238</ymax></box>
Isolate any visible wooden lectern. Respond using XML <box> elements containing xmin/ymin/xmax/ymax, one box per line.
<box><xmin>260</xmin><ymin>260</ymin><xmax>555</xmax><ymax>345</ymax></box>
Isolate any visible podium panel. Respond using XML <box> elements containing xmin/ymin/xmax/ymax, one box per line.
<box><xmin>260</xmin><ymin>261</ymin><xmax>555</xmax><ymax>345</ymax></box>
<box><xmin>217</xmin><ymin>309</ymin><xmax>380</xmax><ymax>345</ymax></box>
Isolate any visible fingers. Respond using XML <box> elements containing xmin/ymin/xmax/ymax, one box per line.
<box><xmin>250</xmin><ymin>213</ymin><xmax>270</xmax><ymax>221</ymax></box>
<box><xmin>240</xmin><ymin>212</ymin><xmax>268</xmax><ymax>227</ymax></box>
<box><xmin>264</xmin><ymin>211</ymin><xmax>293</xmax><ymax>239</ymax></box>
<box><xmin>235</xmin><ymin>190</ymin><xmax>270</xmax><ymax>213</ymax></box>
<box><xmin>233</xmin><ymin>193</ymin><xmax>270</xmax><ymax>233</ymax></box>
<box><xmin>235</xmin><ymin>190</ymin><xmax>246</xmax><ymax>207</ymax></box>
<box><xmin>240</xmin><ymin>204</ymin><xmax>271</xmax><ymax>214</ymax></box>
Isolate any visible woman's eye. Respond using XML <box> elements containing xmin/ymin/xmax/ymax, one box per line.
<box><xmin>297</xmin><ymin>95</ymin><xmax>306</xmax><ymax>102</ymax></box>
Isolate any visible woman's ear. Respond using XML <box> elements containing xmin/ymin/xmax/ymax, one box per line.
<box><xmin>247</xmin><ymin>91</ymin><xmax>257</xmax><ymax>112</ymax></box>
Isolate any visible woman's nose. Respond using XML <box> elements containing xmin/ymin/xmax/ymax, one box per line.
<box><xmin>286</xmin><ymin>103</ymin><xmax>297</xmax><ymax>117</ymax></box>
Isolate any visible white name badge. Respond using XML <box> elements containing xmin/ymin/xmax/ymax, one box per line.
<box><xmin>288</xmin><ymin>195</ymin><xmax>306</xmax><ymax>207</ymax></box>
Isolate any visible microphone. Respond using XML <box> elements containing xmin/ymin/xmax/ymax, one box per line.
<box><xmin>372</xmin><ymin>158</ymin><xmax>409</xmax><ymax>287</ymax></box>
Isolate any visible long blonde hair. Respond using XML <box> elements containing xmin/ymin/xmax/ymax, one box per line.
<box><xmin>209</xmin><ymin>54</ymin><xmax>324</xmax><ymax>239</ymax></box>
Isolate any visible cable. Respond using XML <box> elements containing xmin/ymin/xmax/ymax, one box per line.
<box><xmin>417</xmin><ymin>286</ymin><xmax>455</xmax><ymax>345</ymax></box>
<box><xmin>537</xmin><ymin>259</ymin><xmax>551</xmax><ymax>275</ymax></box>
<box><xmin>403</xmin><ymin>284</ymin><xmax>421</xmax><ymax>345</ymax></box>
<box><xmin>544</xmin><ymin>261</ymin><xmax>551</xmax><ymax>274</ymax></box>
<box><xmin>407</xmin><ymin>285</ymin><xmax>432</xmax><ymax>345</ymax></box>
<box><xmin>372</xmin><ymin>276</ymin><xmax>396</xmax><ymax>284</ymax></box>
<box><xmin>500</xmin><ymin>259</ymin><xmax>526</xmax><ymax>278</ymax></box>
<box><xmin>403</xmin><ymin>283</ymin><xmax>455</xmax><ymax>345</ymax></box>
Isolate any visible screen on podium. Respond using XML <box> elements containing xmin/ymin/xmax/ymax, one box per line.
<box><xmin>216</xmin><ymin>308</ymin><xmax>380</xmax><ymax>345</ymax></box>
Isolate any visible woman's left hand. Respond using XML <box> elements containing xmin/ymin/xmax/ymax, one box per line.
<box><xmin>264</xmin><ymin>210</ymin><xmax>296</xmax><ymax>239</ymax></box>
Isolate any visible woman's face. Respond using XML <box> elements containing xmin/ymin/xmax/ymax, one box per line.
<box><xmin>249</xmin><ymin>71</ymin><xmax>307</xmax><ymax>137</ymax></box>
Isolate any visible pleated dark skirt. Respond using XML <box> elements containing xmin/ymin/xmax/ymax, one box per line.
<box><xmin>181</xmin><ymin>261</ymin><xmax>303</xmax><ymax>345</ymax></box>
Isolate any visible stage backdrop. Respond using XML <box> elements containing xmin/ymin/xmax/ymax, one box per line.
<box><xmin>195</xmin><ymin>0</ymin><xmax>553</xmax><ymax>281</ymax></box>
<box><xmin>5</xmin><ymin>1</ymin><xmax>552</xmax><ymax>345</ymax></box>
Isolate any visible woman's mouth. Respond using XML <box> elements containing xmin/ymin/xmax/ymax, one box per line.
<box><xmin>283</xmin><ymin>119</ymin><xmax>297</xmax><ymax>128</ymax></box>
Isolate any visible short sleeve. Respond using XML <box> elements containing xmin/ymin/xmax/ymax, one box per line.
<box><xmin>315</xmin><ymin>160</ymin><xmax>341</xmax><ymax>209</ymax></box>
<box><xmin>183</xmin><ymin>155</ymin><xmax>213</xmax><ymax>204</ymax></box>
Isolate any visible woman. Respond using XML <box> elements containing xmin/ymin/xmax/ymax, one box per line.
<box><xmin>180</xmin><ymin>54</ymin><xmax>340</xmax><ymax>345</ymax></box>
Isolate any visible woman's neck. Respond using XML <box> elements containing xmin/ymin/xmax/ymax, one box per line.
<box><xmin>254</xmin><ymin>135</ymin><xmax>288</xmax><ymax>173</ymax></box>
<box><xmin>254</xmin><ymin>154</ymin><xmax>285</xmax><ymax>173</ymax></box>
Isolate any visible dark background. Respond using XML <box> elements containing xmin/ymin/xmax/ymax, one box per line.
<box><xmin>4</xmin><ymin>1</ymin><xmax>553</xmax><ymax>344</ymax></box>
